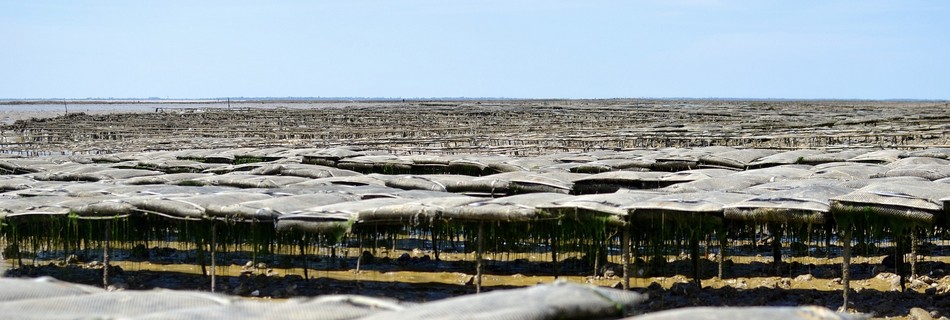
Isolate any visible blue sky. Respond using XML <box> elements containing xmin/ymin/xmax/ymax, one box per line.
<box><xmin>1</xmin><ymin>1</ymin><xmax>947</xmax><ymax>99</ymax></box>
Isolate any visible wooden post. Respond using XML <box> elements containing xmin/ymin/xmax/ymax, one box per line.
<box><xmin>476</xmin><ymin>223</ymin><xmax>484</xmax><ymax>294</ymax></box>
<box><xmin>718</xmin><ymin>228</ymin><xmax>727</xmax><ymax>279</ymax></box>
<box><xmin>824</xmin><ymin>224</ymin><xmax>833</xmax><ymax>258</ymax></box>
<box><xmin>806</xmin><ymin>223</ymin><xmax>813</xmax><ymax>276</ymax></box>
<box><xmin>300</xmin><ymin>234</ymin><xmax>309</xmax><ymax>279</ymax></box>
<box><xmin>622</xmin><ymin>226</ymin><xmax>631</xmax><ymax>290</ymax></box>
<box><xmin>552</xmin><ymin>225</ymin><xmax>559</xmax><ymax>280</ymax></box>
<box><xmin>771</xmin><ymin>223</ymin><xmax>783</xmax><ymax>275</ymax></box>
<box><xmin>841</xmin><ymin>228</ymin><xmax>852</xmax><ymax>312</ymax></box>
<box><xmin>896</xmin><ymin>234</ymin><xmax>906</xmax><ymax>292</ymax></box>
<box><xmin>690</xmin><ymin>230</ymin><xmax>701</xmax><ymax>287</ymax></box>
<box><xmin>910</xmin><ymin>228</ymin><xmax>917</xmax><ymax>279</ymax></box>
<box><xmin>14</xmin><ymin>222</ymin><xmax>22</xmax><ymax>268</ymax></box>
<box><xmin>355</xmin><ymin>234</ymin><xmax>363</xmax><ymax>274</ymax></box>
<box><xmin>432</xmin><ymin>224</ymin><xmax>440</xmax><ymax>261</ymax></box>
<box><xmin>102</xmin><ymin>220</ymin><xmax>110</xmax><ymax>288</ymax></box>
<box><xmin>210</xmin><ymin>221</ymin><xmax>217</xmax><ymax>293</ymax></box>
<box><xmin>331</xmin><ymin>247</ymin><xmax>337</xmax><ymax>268</ymax></box>
<box><xmin>196</xmin><ymin>228</ymin><xmax>207</xmax><ymax>277</ymax></box>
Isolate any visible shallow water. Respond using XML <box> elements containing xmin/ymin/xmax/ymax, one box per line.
<box><xmin>2</xmin><ymin>103</ymin><xmax>199</xmax><ymax>113</ymax></box>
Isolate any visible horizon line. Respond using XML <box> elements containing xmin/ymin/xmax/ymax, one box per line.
<box><xmin>1</xmin><ymin>97</ymin><xmax>948</xmax><ymax>103</ymax></box>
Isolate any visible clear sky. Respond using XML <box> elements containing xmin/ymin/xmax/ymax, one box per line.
<box><xmin>1</xmin><ymin>1</ymin><xmax>947</xmax><ymax>100</ymax></box>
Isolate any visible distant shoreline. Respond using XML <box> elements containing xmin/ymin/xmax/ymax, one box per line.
<box><xmin>2</xmin><ymin>98</ymin><xmax>947</xmax><ymax>126</ymax></box>
<box><xmin>2</xmin><ymin>97</ymin><xmax>947</xmax><ymax>105</ymax></box>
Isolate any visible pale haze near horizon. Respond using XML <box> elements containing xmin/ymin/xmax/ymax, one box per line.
<box><xmin>1</xmin><ymin>1</ymin><xmax>947</xmax><ymax>100</ymax></box>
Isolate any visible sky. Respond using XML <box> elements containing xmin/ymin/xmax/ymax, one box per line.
<box><xmin>1</xmin><ymin>1</ymin><xmax>947</xmax><ymax>100</ymax></box>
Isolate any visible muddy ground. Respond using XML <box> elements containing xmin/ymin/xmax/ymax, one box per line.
<box><xmin>4</xmin><ymin>243</ymin><xmax>950</xmax><ymax>319</ymax></box>
<box><xmin>3</xmin><ymin>99</ymin><xmax>949</xmax><ymax>156</ymax></box>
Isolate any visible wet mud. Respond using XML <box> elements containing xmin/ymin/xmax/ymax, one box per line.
<box><xmin>5</xmin><ymin>242</ymin><xmax>950</xmax><ymax>319</ymax></box>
